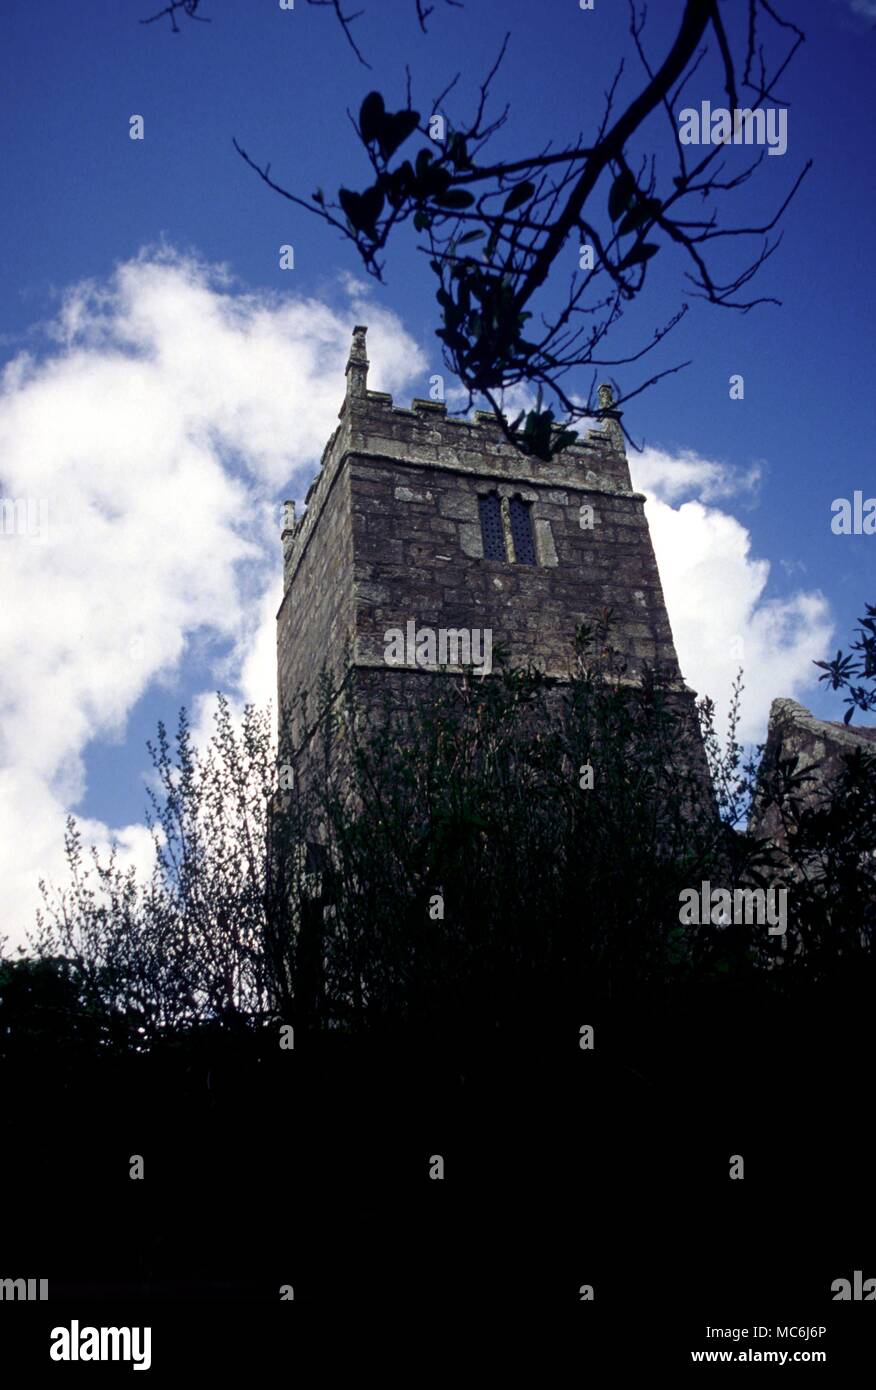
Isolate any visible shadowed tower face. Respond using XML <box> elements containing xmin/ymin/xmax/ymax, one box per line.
<box><xmin>277</xmin><ymin>325</ymin><xmax>698</xmax><ymax>783</ymax></box>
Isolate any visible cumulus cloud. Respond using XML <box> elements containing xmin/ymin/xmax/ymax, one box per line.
<box><xmin>0</xmin><ymin>248</ymin><xmax>425</xmax><ymax>949</ymax></box>
<box><xmin>632</xmin><ymin>446</ymin><xmax>762</xmax><ymax>507</ymax></box>
<box><xmin>629</xmin><ymin>446</ymin><xmax>833</xmax><ymax>745</ymax></box>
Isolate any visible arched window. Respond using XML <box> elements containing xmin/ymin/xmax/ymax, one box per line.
<box><xmin>478</xmin><ymin>491</ymin><xmax>507</xmax><ymax>561</ymax></box>
<box><xmin>509</xmin><ymin>495</ymin><xmax>536</xmax><ymax>564</ymax></box>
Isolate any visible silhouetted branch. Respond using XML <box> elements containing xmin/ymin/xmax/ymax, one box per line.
<box><xmin>140</xmin><ymin>0</ymin><xmax>210</xmax><ymax>32</ymax></box>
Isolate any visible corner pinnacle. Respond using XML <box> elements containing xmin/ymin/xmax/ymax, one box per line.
<box><xmin>345</xmin><ymin>325</ymin><xmax>369</xmax><ymax>399</ymax></box>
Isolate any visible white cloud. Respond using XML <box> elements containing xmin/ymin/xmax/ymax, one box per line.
<box><xmin>632</xmin><ymin>446</ymin><xmax>762</xmax><ymax>506</ymax></box>
<box><xmin>0</xmin><ymin>248</ymin><xmax>425</xmax><ymax>950</ymax></box>
<box><xmin>629</xmin><ymin>446</ymin><xmax>833</xmax><ymax>745</ymax></box>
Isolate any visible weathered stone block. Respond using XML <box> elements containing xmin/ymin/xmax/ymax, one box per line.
<box><xmin>438</xmin><ymin>492</ymin><xmax>480</xmax><ymax>521</ymax></box>
<box><xmin>535</xmin><ymin>519</ymin><xmax>559</xmax><ymax>566</ymax></box>
<box><xmin>394</xmin><ymin>485</ymin><xmax>434</xmax><ymax>503</ymax></box>
<box><xmin>356</xmin><ymin>582</ymin><xmax>391</xmax><ymax>604</ymax></box>
<box><xmin>459</xmin><ymin>522</ymin><xmax>484</xmax><ymax>558</ymax></box>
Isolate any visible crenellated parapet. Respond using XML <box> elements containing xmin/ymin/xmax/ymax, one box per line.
<box><xmin>281</xmin><ymin>327</ymin><xmax>638</xmax><ymax>594</ymax></box>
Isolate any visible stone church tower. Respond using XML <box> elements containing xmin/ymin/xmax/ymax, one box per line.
<box><xmin>277</xmin><ymin>326</ymin><xmax>700</xmax><ymax>786</ymax></box>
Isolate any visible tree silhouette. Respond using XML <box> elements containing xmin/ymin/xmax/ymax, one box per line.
<box><xmin>20</xmin><ymin>608</ymin><xmax>875</xmax><ymax>1051</ymax></box>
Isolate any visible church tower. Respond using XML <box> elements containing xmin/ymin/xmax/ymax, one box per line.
<box><xmin>277</xmin><ymin>326</ymin><xmax>700</xmax><ymax>786</ymax></box>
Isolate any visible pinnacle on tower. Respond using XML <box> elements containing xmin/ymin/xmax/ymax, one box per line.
<box><xmin>597</xmin><ymin>381</ymin><xmax>625</xmax><ymax>454</ymax></box>
<box><xmin>345</xmin><ymin>324</ymin><xmax>369</xmax><ymax>401</ymax></box>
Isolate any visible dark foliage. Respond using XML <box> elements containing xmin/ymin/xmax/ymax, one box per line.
<box><xmin>8</xmin><ymin>608</ymin><xmax>873</xmax><ymax>1058</ymax></box>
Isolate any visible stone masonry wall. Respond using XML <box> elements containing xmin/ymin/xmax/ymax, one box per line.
<box><xmin>751</xmin><ymin>697</ymin><xmax>876</xmax><ymax>852</ymax></box>
<box><xmin>276</xmin><ymin>437</ymin><xmax>355</xmax><ymax>754</ymax></box>
<box><xmin>349</xmin><ymin>446</ymin><xmax>678</xmax><ymax>679</ymax></box>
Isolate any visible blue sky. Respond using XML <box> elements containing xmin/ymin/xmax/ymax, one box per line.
<box><xmin>0</xmin><ymin>0</ymin><xmax>874</xmax><ymax>945</ymax></box>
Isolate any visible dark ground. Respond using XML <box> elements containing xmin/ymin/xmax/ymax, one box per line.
<box><xmin>2</xmin><ymin>973</ymin><xmax>873</xmax><ymax>1373</ymax></box>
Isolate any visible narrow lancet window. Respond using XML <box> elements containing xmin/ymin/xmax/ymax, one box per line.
<box><xmin>478</xmin><ymin>491</ymin><xmax>507</xmax><ymax>561</ymax></box>
<box><xmin>509</xmin><ymin>496</ymin><xmax>536</xmax><ymax>564</ymax></box>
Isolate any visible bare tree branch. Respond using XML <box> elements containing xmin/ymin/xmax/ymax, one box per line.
<box><xmin>306</xmin><ymin>0</ymin><xmax>370</xmax><ymax>69</ymax></box>
<box><xmin>140</xmin><ymin>0</ymin><xmax>210</xmax><ymax>32</ymax></box>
